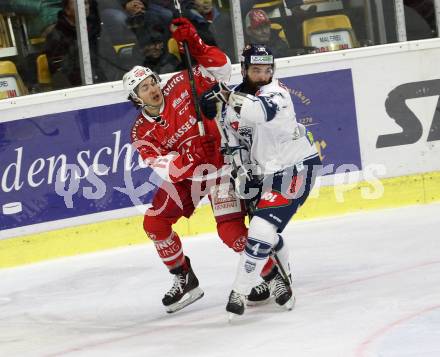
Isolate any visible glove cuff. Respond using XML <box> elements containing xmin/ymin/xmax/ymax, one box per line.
<box><xmin>186</xmin><ymin>33</ymin><xmax>208</xmax><ymax>56</ymax></box>
<box><xmin>228</xmin><ymin>92</ymin><xmax>248</xmax><ymax>114</ymax></box>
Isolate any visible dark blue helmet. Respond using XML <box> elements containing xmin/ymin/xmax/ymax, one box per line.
<box><xmin>240</xmin><ymin>44</ymin><xmax>274</xmax><ymax>70</ymax></box>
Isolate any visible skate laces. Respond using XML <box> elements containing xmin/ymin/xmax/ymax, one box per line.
<box><xmin>166</xmin><ymin>273</ymin><xmax>187</xmax><ymax>297</ymax></box>
<box><xmin>254</xmin><ymin>281</ymin><xmax>270</xmax><ymax>295</ymax></box>
<box><xmin>270</xmin><ymin>274</ymin><xmax>290</xmax><ymax>298</ymax></box>
<box><xmin>230</xmin><ymin>291</ymin><xmax>245</xmax><ymax>305</ymax></box>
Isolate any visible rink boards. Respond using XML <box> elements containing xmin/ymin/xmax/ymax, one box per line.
<box><xmin>1</xmin><ymin>39</ymin><xmax>440</xmax><ymax>267</ymax></box>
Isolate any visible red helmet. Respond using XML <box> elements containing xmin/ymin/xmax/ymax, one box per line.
<box><xmin>245</xmin><ymin>9</ymin><xmax>271</xmax><ymax>29</ymax></box>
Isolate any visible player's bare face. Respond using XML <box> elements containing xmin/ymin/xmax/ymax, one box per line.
<box><xmin>246</xmin><ymin>64</ymin><xmax>273</xmax><ymax>90</ymax></box>
<box><xmin>137</xmin><ymin>76</ymin><xmax>163</xmax><ymax>112</ymax></box>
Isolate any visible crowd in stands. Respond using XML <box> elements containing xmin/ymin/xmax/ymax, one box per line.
<box><xmin>0</xmin><ymin>0</ymin><xmax>437</xmax><ymax>97</ymax></box>
<box><xmin>45</xmin><ymin>0</ymin><xmax>108</xmax><ymax>88</ymax></box>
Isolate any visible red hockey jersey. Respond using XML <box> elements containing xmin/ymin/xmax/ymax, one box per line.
<box><xmin>131</xmin><ymin>45</ymin><xmax>231</xmax><ymax>182</ymax></box>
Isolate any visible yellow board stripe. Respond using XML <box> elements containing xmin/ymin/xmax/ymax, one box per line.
<box><xmin>1</xmin><ymin>171</ymin><xmax>439</xmax><ymax>268</ymax></box>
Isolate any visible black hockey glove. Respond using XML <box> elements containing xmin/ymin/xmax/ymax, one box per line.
<box><xmin>200</xmin><ymin>90</ymin><xmax>218</xmax><ymax>119</ymax></box>
<box><xmin>200</xmin><ymin>82</ymin><xmax>231</xmax><ymax>119</ymax></box>
<box><xmin>205</xmin><ymin>82</ymin><xmax>231</xmax><ymax>104</ymax></box>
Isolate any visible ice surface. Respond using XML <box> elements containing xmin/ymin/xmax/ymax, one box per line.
<box><xmin>1</xmin><ymin>203</ymin><xmax>439</xmax><ymax>357</ymax></box>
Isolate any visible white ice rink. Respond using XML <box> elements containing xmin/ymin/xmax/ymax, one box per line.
<box><xmin>1</xmin><ymin>203</ymin><xmax>439</xmax><ymax>357</ymax></box>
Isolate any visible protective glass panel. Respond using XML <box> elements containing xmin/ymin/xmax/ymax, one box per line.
<box><xmin>96</xmin><ymin>0</ymin><xmax>237</xmax><ymax>76</ymax></box>
<box><xmin>239</xmin><ymin>0</ymin><xmax>439</xmax><ymax>59</ymax></box>
<box><xmin>0</xmin><ymin>0</ymin><xmax>83</xmax><ymax>94</ymax></box>
<box><xmin>404</xmin><ymin>0</ymin><xmax>437</xmax><ymax>40</ymax></box>
<box><xmin>1</xmin><ymin>0</ymin><xmax>439</xmax><ymax>100</ymax></box>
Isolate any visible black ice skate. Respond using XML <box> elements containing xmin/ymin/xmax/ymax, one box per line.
<box><xmin>162</xmin><ymin>257</ymin><xmax>204</xmax><ymax>313</ymax></box>
<box><xmin>226</xmin><ymin>290</ymin><xmax>246</xmax><ymax>321</ymax></box>
<box><xmin>270</xmin><ymin>272</ymin><xmax>295</xmax><ymax>310</ymax></box>
<box><xmin>247</xmin><ymin>280</ymin><xmax>271</xmax><ymax>306</ymax></box>
<box><xmin>247</xmin><ymin>266</ymin><xmax>279</xmax><ymax>305</ymax></box>
<box><xmin>248</xmin><ymin>267</ymin><xmax>295</xmax><ymax>310</ymax></box>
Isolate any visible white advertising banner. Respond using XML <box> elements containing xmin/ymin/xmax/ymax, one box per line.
<box><xmin>273</xmin><ymin>39</ymin><xmax>440</xmax><ymax>179</ymax></box>
<box><xmin>353</xmin><ymin>48</ymin><xmax>440</xmax><ymax>177</ymax></box>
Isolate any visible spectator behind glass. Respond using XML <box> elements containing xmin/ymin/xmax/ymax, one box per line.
<box><xmin>285</xmin><ymin>0</ymin><xmax>318</xmax><ymax>19</ymax></box>
<box><xmin>45</xmin><ymin>0</ymin><xmax>107</xmax><ymax>89</ymax></box>
<box><xmin>182</xmin><ymin>0</ymin><xmax>235</xmax><ymax>61</ymax></box>
<box><xmin>183</xmin><ymin>0</ymin><xmax>219</xmax><ymax>46</ymax></box>
<box><xmin>121</xmin><ymin>0</ymin><xmax>173</xmax><ymax>36</ymax></box>
<box><xmin>244</xmin><ymin>9</ymin><xmax>291</xmax><ymax>58</ymax></box>
<box><xmin>98</xmin><ymin>0</ymin><xmax>137</xmax><ymax>45</ymax></box>
<box><xmin>404</xmin><ymin>0</ymin><xmax>436</xmax><ymax>38</ymax></box>
<box><xmin>129</xmin><ymin>25</ymin><xmax>182</xmax><ymax>74</ymax></box>
<box><xmin>0</xmin><ymin>0</ymin><xmax>62</xmax><ymax>38</ymax></box>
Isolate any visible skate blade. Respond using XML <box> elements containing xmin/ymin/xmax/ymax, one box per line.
<box><xmin>165</xmin><ymin>287</ymin><xmax>204</xmax><ymax>314</ymax></box>
<box><xmin>227</xmin><ymin>312</ymin><xmax>242</xmax><ymax>323</ymax></box>
<box><xmin>283</xmin><ymin>296</ymin><xmax>296</xmax><ymax>311</ymax></box>
<box><xmin>246</xmin><ymin>298</ymin><xmax>271</xmax><ymax>307</ymax></box>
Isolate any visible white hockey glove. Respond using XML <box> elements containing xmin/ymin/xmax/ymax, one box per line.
<box><xmin>232</xmin><ymin>164</ymin><xmax>261</xmax><ymax>201</ymax></box>
<box><xmin>228</xmin><ymin>92</ymin><xmax>249</xmax><ymax>115</ymax></box>
<box><xmin>224</xmin><ymin>145</ymin><xmax>261</xmax><ymax>199</ymax></box>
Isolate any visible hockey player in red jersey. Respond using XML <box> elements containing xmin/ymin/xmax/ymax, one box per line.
<box><xmin>124</xmin><ymin>18</ymin><xmax>275</xmax><ymax>313</ymax></box>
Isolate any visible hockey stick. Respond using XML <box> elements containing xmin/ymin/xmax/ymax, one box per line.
<box><xmin>30</xmin><ymin>120</ymin><xmax>59</xmax><ymax>136</ymax></box>
<box><xmin>271</xmin><ymin>248</ymin><xmax>291</xmax><ymax>285</ymax></box>
<box><xmin>173</xmin><ymin>0</ymin><xmax>205</xmax><ymax>136</ymax></box>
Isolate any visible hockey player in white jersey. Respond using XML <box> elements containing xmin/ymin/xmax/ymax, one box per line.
<box><xmin>200</xmin><ymin>44</ymin><xmax>322</xmax><ymax>319</ymax></box>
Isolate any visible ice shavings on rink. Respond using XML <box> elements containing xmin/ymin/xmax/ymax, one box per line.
<box><xmin>0</xmin><ymin>203</ymin><xmax>439</xmax><ymax>357</ymax></box>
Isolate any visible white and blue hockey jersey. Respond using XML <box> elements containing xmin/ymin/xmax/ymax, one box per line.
<box><xmin>223</xmin><ymin>79</ymin><xmax>319</xmax><ymax>174</ymax></box>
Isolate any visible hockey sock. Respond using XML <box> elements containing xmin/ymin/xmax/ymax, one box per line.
<box><xmin>217</xmin><ymin>218</ymin><xmax>275</xmax><ymax>276</ymax></box>
<box><xmin>144</xmin><ymin>215</ymin><xmax>186</xmax><ymax>271</ymax></box>
<box><xmin>153</xmin><ymin>231</ymin><xmax>186</xmax><ymax>270</ymax></box>
<box><xmin>216</xmin><ymin>217</ymin><xmax>248</xmax><ymax>252</ymax></box>
<box><xmin>232</xmin><ymin>216</ymin><xmax>278</xmax><ymax>295</ymax></box>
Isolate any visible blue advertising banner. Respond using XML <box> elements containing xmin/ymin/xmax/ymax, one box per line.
<box><xmin>282</xmin><ymin>68</ymin><xmax>361</xmax><ymax>170</ymax></box>
<box><xmin>0</xmin><ymin>103</ymin><xmax>156</xmax><ymax>231</ymax></box>
<box><xmin>0</xmin><ymin>68</ymin><xmax>361</xmax><ymax>232</ymax></box>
